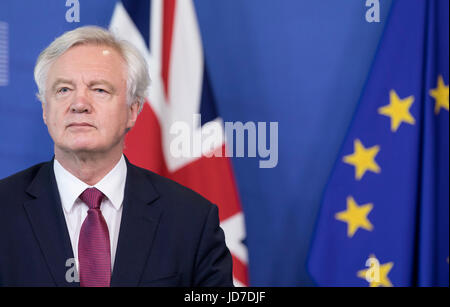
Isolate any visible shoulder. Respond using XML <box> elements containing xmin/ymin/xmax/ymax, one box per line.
<box><xmin>0</xmin><ymin>162</ymin><xmax>47</xmax><ymax>193</ymax></box>
<box><xmin>0</xmin><ymin>161</ymin><xmax>50</xmax><ymax>214</ymax></box>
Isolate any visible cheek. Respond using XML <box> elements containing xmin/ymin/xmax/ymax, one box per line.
<box><xmin>47</xmin><ymin>111</ymin><xmax>58</xmax><ymax>126</ymax></box>
<box><xmin>98</xmin><ymin>109</ymin><xmax>128</xmax><ymax>135</ymax></box>
<box><xmin>44</xmin><ymin>107</ymin><xmax>65</xmax><ymax>136</ymax></box>
<box><xmin>43</xmin><ymin>108</ymin><xmax>53</xmax><ymax>128</ymax></box>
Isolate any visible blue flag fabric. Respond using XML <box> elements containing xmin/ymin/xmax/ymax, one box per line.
<box><xmin>308</xmin><ymin>0</ymin><xmax>449</xmax><ymax>287</ymax></box>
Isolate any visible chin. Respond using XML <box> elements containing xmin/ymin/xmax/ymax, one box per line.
<box><xmin>61</xmin><ymin>141</ymin><xmax>103</xmax><ymax>154</ymax></box>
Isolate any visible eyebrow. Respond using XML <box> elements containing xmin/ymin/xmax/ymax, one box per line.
<box><xmin>51</xmin><ymin>78</ymin><xmax>75</xmax><ymax>92</ymax></box>
<box><xmin>87</xmin><ymin>80</ymin><xmax>116</xmax><ymax>93</ymax></box>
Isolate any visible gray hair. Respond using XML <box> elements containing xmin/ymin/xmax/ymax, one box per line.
<box><xmin>34</xmin><ymin>25</ymin><xmax>150</xmax><ymax>113</ymax></box>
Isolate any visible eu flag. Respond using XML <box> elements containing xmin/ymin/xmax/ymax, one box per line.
<box><xmin>308</xmin><ymin>0</ymin><xmax>449</xmax><ymax>286</ymax></box>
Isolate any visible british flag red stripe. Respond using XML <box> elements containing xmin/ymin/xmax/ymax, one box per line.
<box><xmin>110</xmin><ymin>0</ymin><xmax>249</xmax><ymax>286</ymax></box>
<box><xmin>161</xmin><ymin>0</ymin><xmax>175</xmax><ymax>98</ymax></box>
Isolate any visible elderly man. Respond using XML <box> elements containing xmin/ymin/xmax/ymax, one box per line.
<box><xmin>0</xmin><ymin>26</ymin><xmax>233</xmax><ymax>287</ymax></box>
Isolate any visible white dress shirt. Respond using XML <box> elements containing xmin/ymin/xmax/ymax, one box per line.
<box><xmin>53</xmin><ymin>155</ymin><xmax>127</xmax><ymax>272</ymax></box>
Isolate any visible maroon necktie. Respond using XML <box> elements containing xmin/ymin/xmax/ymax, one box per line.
<box><xmin>78</xmin><ymin>188</ymin><xmax>111</xmax><ymax>287</ymax></box>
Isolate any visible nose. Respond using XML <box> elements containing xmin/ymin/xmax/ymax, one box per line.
<box><xmin>70</xmin><ymin>92</ymin><xmax>92</xmax><ymax>114</ymax></box>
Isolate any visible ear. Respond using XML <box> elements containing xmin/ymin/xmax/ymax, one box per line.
<box><xmin>126</xmin><ymin>101</ymin><xmax>140</xmax><ymax>130</ymax></box>
<box><xmin>41</xmin><ymin>101</ymin><xmax>48</xmax><ymax>125</ymax></box>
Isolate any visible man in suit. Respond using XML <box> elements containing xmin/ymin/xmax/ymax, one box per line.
<box><xmin>0</xmin><ymin>26</ymin><xmax>233</xmax><ymax>287</ymax></box>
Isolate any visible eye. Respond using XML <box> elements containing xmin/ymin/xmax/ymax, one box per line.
<box><xmin>57</xmin><ymin>87</ymin><xmax>71</xmax><ymax>94</ymax></box>
<box><xmin>94</xmin><ymin>88</ymin><xmax>109</xmax><ymax>94</ymax></box>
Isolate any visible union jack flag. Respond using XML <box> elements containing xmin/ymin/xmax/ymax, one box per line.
<box><xmin>109</xmin><ymin>0</ymin><xmax>249</xmax><ymax>286</ymax></box>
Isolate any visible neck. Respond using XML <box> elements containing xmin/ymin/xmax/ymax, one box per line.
<box><xmin>54</xmin><ymin>147</ymin><xmax>123</xmax><ymax>186</ymax></box>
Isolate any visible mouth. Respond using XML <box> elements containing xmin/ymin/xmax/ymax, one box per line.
<box><xmin>67</xmin><ymin>123</ymin><xmax>95</xmax><ymax>128</ymax></box>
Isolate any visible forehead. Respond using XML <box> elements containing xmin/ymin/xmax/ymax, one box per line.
<box><xmin>47</xmin><ymin>44</ymin><xmax>127</xmax><ymax>85</ymax></box>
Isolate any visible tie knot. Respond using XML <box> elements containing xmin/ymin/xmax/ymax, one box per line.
<box><xmin>79</xmin><ymin>188</ymin><xmax>104</xmax><ymax>210</ymax></box>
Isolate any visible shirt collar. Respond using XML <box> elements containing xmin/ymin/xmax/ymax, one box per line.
<box><xmin>54</xmin><ymin>155</ymin><xmax>127</xmax><ymax>213</ymax></box>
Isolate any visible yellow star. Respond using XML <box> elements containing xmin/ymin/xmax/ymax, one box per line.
<box><xmin>357</xmin><ymin>255</ymin><xmax>394</xmax><ymax>287</ymax></box>
<box><xmin>343</xmin><ymin>139</ymin><xmax>381</xmax><ymax>180</ymax></box>
<box><xmin>378</xmin><ymin>90</ymin><xmax>415</xmax><ymax>132</ymax></box>
<box><xmin>430</xmin><ymin>75</ymin><xmax>449</xmax><ymax>115</ymax></box>
<box><xmin>335</xmin><ymin>196</ymin><xmax>373</xmax><ymax>238</ymax></box>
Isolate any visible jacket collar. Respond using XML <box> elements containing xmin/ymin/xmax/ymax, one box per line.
<box><xmin>24</xmin><ymin>158</ymin><xmax>77</xmax><ymax>286</ymax></box>
<box><xmin>110</xmin><ymin>156</ymin><xmax>162</xmax><ymax>286</ymax></box>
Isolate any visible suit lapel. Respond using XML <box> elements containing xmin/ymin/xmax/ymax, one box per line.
<box><xmin>110</xmin><ymin>159</ymin><xmax>161</xmax><ymax>287</ymax></box>
<box><xmin>23</xmin><ymin>159</ymin><xmax>77</xmax><ymax>287</ymax></box>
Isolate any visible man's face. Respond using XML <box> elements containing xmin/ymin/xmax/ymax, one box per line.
<box><xmin>43</xmin><ymin>44</ymin><xmax>138</xmax><ymax>156</ymax></box>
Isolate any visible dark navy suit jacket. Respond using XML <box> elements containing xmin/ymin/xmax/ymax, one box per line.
<box><xmin>0</xmin><ymin>157</ymin><xmax>233</xmax><ymax>287</ymax></box>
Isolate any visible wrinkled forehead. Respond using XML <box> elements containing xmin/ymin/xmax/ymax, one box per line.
<box><xmin>46</xmin><ymin>44</ymin><xmax>128</xmax><ymax>87</ymax></box>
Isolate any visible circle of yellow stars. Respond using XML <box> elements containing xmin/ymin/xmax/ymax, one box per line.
<box><xmin>335</xmin><ymin>75</ymin><xmax>448</xmax><ymax>287</ymax></box>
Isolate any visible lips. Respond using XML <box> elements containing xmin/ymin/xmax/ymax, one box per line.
<box><xmin>67</xmin><ymin>122</ymin><xmax>95</xmax><ymax>128</ymax></box>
